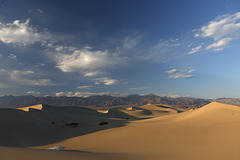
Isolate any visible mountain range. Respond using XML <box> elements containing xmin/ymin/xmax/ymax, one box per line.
<box><xmin>0</xmin><ymin>94</ymin><xmax>219</xmax><ymax>109</ymax></box>
<box><xmin>0</xmin><ymin>94</ymin><xmax>239</xmax><ymax>109</ymax></box>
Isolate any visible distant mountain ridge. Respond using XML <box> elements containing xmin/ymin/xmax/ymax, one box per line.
<box><xmin>0</xmin><ymin>94</ymin><xmax>214</xmax><ymax>109</ymax></box>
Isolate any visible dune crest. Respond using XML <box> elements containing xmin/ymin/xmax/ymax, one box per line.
<box><xmin>17</xmin><ymin>104</ymin><xmax>44</xmax><ymax>112</ymax></box>
<box><xmin>173</xmin><ymin>102</ymin><xmax>240</xmax><ymax>123</ymax></box>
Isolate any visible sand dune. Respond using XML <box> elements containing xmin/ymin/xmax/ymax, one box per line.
<box><xmin>17</xmin><ymin>104</ymin><xmax>44</xmax><ymax>112</ymax></box>
<box><xmin>107</xmin><ymin>104</ymin><xmax>183</xmax><ymax>119</ymax></box>
<box><xmin>0</xmin><ymin>104</ymin><xmax>126</xmax><ymax>147</ymax></box>
<box><xmin>2</xmin><ymin>102</ymin><xmax>240</xmax><ymax>160</ymax></box>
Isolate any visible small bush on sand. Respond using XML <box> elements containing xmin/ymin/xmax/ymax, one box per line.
<box><xmin>99</xmin><ymin>121</ymin><xmax>109</xmax><ymax>125</ymax></box>
<box><xmin>65</xmin><ymin>122</ymin><xmax>78</xmax><ymax>127</ymax></box>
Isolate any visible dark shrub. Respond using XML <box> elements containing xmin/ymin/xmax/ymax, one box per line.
<box><xmin>65</xmin><ymin>122</ymin><xmax>79</xmax><ymax>127</ymax></box>
<box><xmin>99</xmin><ymin>121</ymin><xmax>109</xmax><ymax>125</ymax></box>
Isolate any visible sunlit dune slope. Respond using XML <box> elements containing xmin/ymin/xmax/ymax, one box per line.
<box><xmin>17</xmin><ymin>104</ymin><xmax>43</xmax><ymax>112</ymax></box>
<box><xmin>107</xmin><ymin>104</ymin><xmax>184</xmax><ymax>119</ymax></box>
<box><xmin>35</xmin><ymin>102</ymin><xmax>240</xmax><ymax>160</ymax></box>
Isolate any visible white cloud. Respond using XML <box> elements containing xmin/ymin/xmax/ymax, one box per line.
<box><xmin>0</xmin><ymin>69</ymin><xmax>55</xmax><ymax>86</ymax></box>
<box><xmin>194</xmin><ymin>33</ymin><xmax>200</xmax><ymax>38</ymax></box>
<box><xmin>24</xmin><ymin>79</ymin><xmax>54</xmax><ymax>86</ymax></box>
<box><xmin>168</xmin><ymin>93</ymin><xmax>180</xmax><ymax>98</ymax></box>
<box><xmin>55</xmin><ymin>46</ymin><xmax>63</xmax><ymax>51</ymax></box>
<box><xmin>76</xmin><ymin>85</ymin><xmax>92</xmax><ymax>89</ymax></box>
<box><xmin>94</xmin><ymin>77</ymin><xmax>117</xmax><ymax>85</ymax></box>
<box><xmin>56</xmin><ymin>46</ymin><xmax>125</xmax><ymax>75</ymax></box>
<box><xmin>26</xmin><ymin>91</ymin><xmax>41</xmax><ymax>94</ymax></box>
<box><xmin>180</xmin><ymin>68</ymin><xmax>194</xmax><ymax>74</ymax></box>
<box><xmin>8</xmin><ymin>54</ymin><xmax>17</xmax><ymax>60</ymax></box>
<box><xmin>193</xmin><ymin>12</ymin><xmax>240</xmax><ymax>52</ymax></box>
<box><xmin>55</xmin><ymin>91</ymin><xmax>129</xmax><ymax>97</ymax></box>
<box><xmin>94</xmin><ymin>81</ymin><xmax>100</xmax><ymax>85</ymax></box>
<box><xmin>55</xmin><ymin>92</ymin><xmax>65</xmax><ymax>97</ymax></box>
<box><xmin>188</xmin><ymin>46</ymin><xmax>202</xmax><ymax>54</ymax></box>
<box><xmin>146</xmin><ymin>39</ymin><xmax>182</xmax><ymax>62</ymax></box>
<box><xmin>9</xmin><ymin>70</ymin><xmax>34</xmax><ymax>79</ymax></box>
<box><xmin>165</xmin><ymin>68</ymin><xmax>177</xmax><ymax>74</ymax></box>
<box><xmin>36</xmin><ymin>9</ymin><xmax>43</xmax><ymax>14</ymax></box>
<box><xmin>123</xmin><ymin>36</ymin><xmax>141</xmax><ymax>49</ymax></box>
<box><xmin>166</xmin><ymin>67</ymin><xmax>194</xmax><ymax>79</ymax></box>
<box><xmin>52</xmin><ymin>45</ymin><xmax>76</xmax><ymax>53</ymax></box>
<box><xmin>169</xmin><ymin>73</ymin><xmax>193</xmax><ymax>79</ymax></box>
<box><xmin>196</xmin><ymin>12</ymin><xmax>240</xmax><ymax>40</ymax></box>
<box><xmin>120</xmin><ymin>82</ymin><xmax>137</xmax><ymax>85</ymax></box>
<box><xmin>0</xmin><ymin>19</ymin><xmax>42</xmax><ymax>45</ymax></box>
<box><xmin>130</xmin><ymin>86</ymin><xmax>152</xmax><ymax>90</ymax></box>
<box><xmin>83</xmin><ymin>71</ymin><xmax>101</xmax><ymax>77</ymax></box>
<box><xmin>206</xmin><ymin>38</ymin><xmax>232</xmax><ymax>51</ymax></box>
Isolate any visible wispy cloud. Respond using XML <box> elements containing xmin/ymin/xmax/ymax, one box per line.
<box><xmin>83</xmin><ymin>71</ymin><xmax>102</xmax><ymax>77</ymax></box>
<box><xmin>166</xmin><ymin>67</ymin><xmax>194</xmax><ymax>79</ymax></box>
<box><xmin>0</xmin><ymin>69</ymin><xmax>55</xmax><ymax>86</ymax></box>
<box><xmin>94</xmin><ymin>77</ymin><xmax>117</xmax><ymax>85</ymax></box>
<box><xmin>76</xmin><ymin>85</ymin><xmax>92</xmax><ymax>89</ymax></box>
<box><xmin>193</xmin><ymin>12</ymin><xmax>240</xmax><ymax>52</ymax></box>
<box><xmin>26</xmin><ymin>91</ymin><xmax>41</xmax><ymax>94</ymax></box>
<box><xmin>123</xmin><ymin>36</ymin><xmax>141</xmax><ymax>49</ymax></box>
<box><xmin>8</xmin><ymin>54</ymin><xmax>17</xmax><ymax>60</ymax></box>
<box><xmin>165</xmin><ymin>68</ymin><xmax>177</xmax><ymax>74</ymax></box>
<box><xmin>206</xmin><ymin>38</ymin><xmax>232</xmax><ymax>51</ymax></box>
<box><xmin>188</xmin><ymin>45</ymin><xmax>202</xmax><ymax>54</ymax></box>
<box><xmin>169</xmin><ymin>73</ymin><xmax>193</xmax><ymax>79</ymax></box>
<box><xmin>146</xmin><ymin>39</ymin><xmax>182</xmax><ymax>62</ymax></box>
<box><xmin>168</xmin><ymin>93</ymin><xmax>180</xmax><ymax>98</ymax></box>
<box><xmin>130</xmin><ymin>86</ymin><xmax>152</xmax><ymax>90</ymax></box>
<box><xmin>55</xmin><ymin>91</ymin><xmax>129</xmax><ymax>97</ymax></box>
<box><xmin>120</xmin><ymin>82</ymin><xmax>137</xmax><ymax>85</ymax></box>
<box><xmin>0</xmin><ymin>19</ymin><xmax>43</xmax><ymax>45</ymax></box>
<box><xmin>36</xmin><ymin>9</ymin><xmax>44</xmax><ymax>14</ymax></box>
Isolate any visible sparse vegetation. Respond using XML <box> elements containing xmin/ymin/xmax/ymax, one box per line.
<box><xmin>99</xmin><ymin>121</ymin><xmax>109</xmax><ymax>125</ymax></box>
<box><xmin>65</xmin><ymin>122</ymin><xmax>78</xmax><ymax>127</ymax></box>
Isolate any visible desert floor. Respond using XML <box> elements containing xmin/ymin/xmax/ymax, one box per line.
<box><xmin>1</xmin><ymin>102</ymin><xmax>240</xmax><ymax>160</ymax></box>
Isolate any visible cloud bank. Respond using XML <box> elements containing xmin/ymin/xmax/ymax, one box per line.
<box><xmin>0</xmin><ymin>19</ymin><xmax>43</xmax><ymax>45</ymax></box>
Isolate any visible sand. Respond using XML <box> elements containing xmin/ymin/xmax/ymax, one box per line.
<box><xmin>107</xmin><ymin>103</ymin><xmax>183</xmax><ymax>119</ymax></box>
<box><xmin>1</xmin><ymin>102</ymin><xmax>240</xmax><ymax>160</ymax></box>
<box><xmin>16</xmin><ymin>104</ymin><xmax>43</xmax><ymax>112</ymax></box>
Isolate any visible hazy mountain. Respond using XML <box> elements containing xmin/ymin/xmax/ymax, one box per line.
<box><xmin>0</xmin><ymin>94</ymin><xmax>212</xmax><ymax>109</ymax></box>
<box><xmin>215</xmin><ymin>98</ymin><xmax>240</xmax><ymax>106</ymax></box>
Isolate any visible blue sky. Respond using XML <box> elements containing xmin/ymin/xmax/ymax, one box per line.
<box><xmin>0</xmin><ymin>0</ymin><xmax>240</xmax><ymax>98</ymax></box>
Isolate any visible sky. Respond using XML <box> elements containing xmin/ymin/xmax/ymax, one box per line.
<box><xmin>0</xmin><ymin>0</ymin><xmax>240</xmax><ymax>98</ymax></box>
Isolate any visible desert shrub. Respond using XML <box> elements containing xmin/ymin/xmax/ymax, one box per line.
<box><xmin>65</xmin><ymin>122</ymin><xmax>78</xmax><ymax>127</ymax></box>
<box><xmin>99</xmin><ymin>121</ymin><xmax>109</xmax><ymax>125</ymax></box>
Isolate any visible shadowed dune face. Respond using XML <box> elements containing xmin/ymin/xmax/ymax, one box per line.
<box><xmin>0</xmin><ymin>105</ymin><xmax>130</xmax><ymax>147</ymax></box>
<box><xmin>0</xmin><ymin>104</ymin><xmax>183</xmax><ymax>147</ymax></box>
<box><xmin>2</xmin><ymin>102</ymin><xmax>240</xmax><ymax>160</ymax></box>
